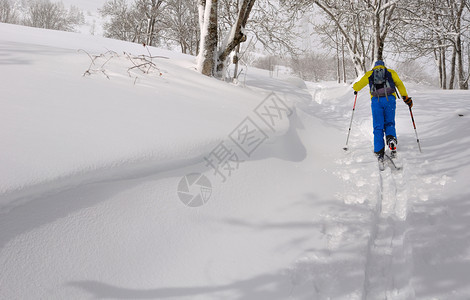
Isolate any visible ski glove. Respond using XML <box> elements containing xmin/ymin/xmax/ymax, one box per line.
<box><xmin>354</xmin><ymin>91</ymin><xmax>358</xmax><ymax>95</ymax></box>
<box><xmin>403</xmin><ymin>96</ymin><xmax>413</xmax><ymax>108</ymax></box>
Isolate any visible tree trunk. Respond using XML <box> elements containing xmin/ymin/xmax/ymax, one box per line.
<box><xmin>466</xmin><ymin>41</ymin><xmax>470</xmax><ymax>89</ymax></box>
<box><xmin>456</xmin><ymin>35</ymin><xmax>467</xmax><ymax>89</ymax></box>
<box><xmin>455</xmin><ymin>1</ymin><xmax>467</xmax><ymax>90</ymax></box>
<box><xmin>215</xmin><ymin>0</ymin><xmax>255</xmax><ymax>78</ymax></box>
<box><xmin>442</xmin><ymin>47</ymin><xmax>447</xmax><ymax>89</ymax></box>
<box><xmin>233</xmin><ymin>43</ymin><xmax>241</xmax><ymax>80</ymax></box>
<box><xmin>342</xmin><ymin>37</ymin><xmax>347</xmax><ymax>83</ymax></box>
<box><xmin>336</xmin><ymin>53</ymin><xmax>341</xmax><ymax>83</ymax></box>
<box><xmin>374</xmin><ymin>10</ymin><xmax>383</xmax><ymax>61</ymax></box>
<box><xmin>197</xmin><ymin>0</ymin><xmax>218</xmax><ymax>76</ymax></box>
<box><xmin>197</xmin><ymin>0</ymin><xmax>206</xmax><ymax>35</ymax></box>
<box><xmin>336</xmin><ymin>31</ymin><xmax>340</xmax><ymax>83</ymax></box>
<box><xmin>449</xmin><ymin>45</ymin><xmax>456</xmax><ymax>89</ymax></box>
<box><xmin>434</xmin><ymin>48</ymin><xmax>443</xmax><ymax>89</ymax></box>
<box><xmin>197</xmin><ymin>0</ymin><xmax>255</xmax><ymax>78</ymax></box>
<box><xmin>146</xmin><ymin>17</ymin><xmax>156</xmax><ymax>46</ymax></box>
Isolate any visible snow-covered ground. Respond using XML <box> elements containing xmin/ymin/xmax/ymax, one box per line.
<box><xmin>1</xmin><ymin>23</ymin><xmax>470</xmax><ymax>299</ymax></box>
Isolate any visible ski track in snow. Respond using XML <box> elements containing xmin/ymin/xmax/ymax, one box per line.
<box><xmin>300</xmin><ymin>82</ymin><xmax>462</xmax><ymax>299</ymax></box>
<box><xmin>363</xmin><ymin>165</ymin><xmax>415</xmax><ymax>300</ymax></box>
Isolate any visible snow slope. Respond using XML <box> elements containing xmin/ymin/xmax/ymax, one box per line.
<box><xmin>0</xmin><ymin>23</ymin><xmax>261</xmax><ymax>201</ymax></box>
<box><xmin>1</xmin><ymin>23</ymin><xmax>470</xmax><ymax>299</ymax></box>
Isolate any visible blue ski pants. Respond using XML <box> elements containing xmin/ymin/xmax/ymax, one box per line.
<box><xmin>371</xmin><ymin>95</ymin><xmax>396</xmax><ymax>153</ymax></box>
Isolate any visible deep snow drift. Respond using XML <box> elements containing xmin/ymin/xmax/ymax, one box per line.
<box><xmin>1</xmin><ymin>23</ymin><xmax>470</xmax><ymax>299</ymax></box>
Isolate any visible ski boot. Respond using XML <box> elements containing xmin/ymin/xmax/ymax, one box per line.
<box><xmin>386</xmin><ymin>135</ymin><xmax>397</xmax><ymax>159</ymax></box>
<box><xmin>376</xmin><ymin>148</ymin><xmax>385</xmax><ymax>171</ymax></box>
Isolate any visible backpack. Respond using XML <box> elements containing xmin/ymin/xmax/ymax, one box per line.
<box><xmin>369</xmin><ymin>67</ymin><xmax>395</xmax><ymax>97</ymax></box>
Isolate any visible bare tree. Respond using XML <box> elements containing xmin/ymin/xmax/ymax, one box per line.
<box><xmin>216</xmin><ymin>0</ymin><xmax>255</xmax><ymax>77</ymax></box>
<box><xmin>100</xmin><ymin>0</ymin><xmax>165</xmax><ymax>46</ymax></box>
<box><xmin>23</xmin><ymin>0</ymin><xmax>84</xmax><ymax>31</ymax></box>
<box><xmin>248</xmin><ymin>0</ymin><xmax>302</xmax><ymax>56</ymax></box>
<box><xmin>100</xmin><ymin>0</ymin><xmax>200</xmax><ymax>54</ymax></box>
<box><xmin>0</xmin><ymin>0</ymin><xmax>19</xmax><ymax>24</ymax></box>
<box><xmin>314</xmin><ymin>0</ymin><xmax>399</xmax><ymax>74</ymax></box>
<box><xmin>290</xmin><ymin>51</ymin><xmax>355</xmax><ymax>82</ymax></box>
<box><xmin>283</xmin><ymin>0</ymin><xmax>405</xmax><ymax>76</ymax></box>
<box><xmin>197</xmin><ymin>0</ymin><xmax>218</xmax><ymax>75</ymax></box>
<box><xmin>163</xmin><ymin>0</ymin><xmax>200</xmax><ymax>55</ymax></box>
<box><xmin>286</xmin><ymin>1</ymin><xmax>362</xmax><ymax>75</ymax></box>
<box><xmin>452</xmin><ymin>0</ymin><xmax>469</xmax><ymax>89</ymax></box>
<box><xmin>198</xmin><ymin>0</ymin><xmax>305</xmax><ymax>78</ymax></box>
<box><xmin>133</xmin><ymin>0</ymin><xmax>165</xmax><ymax>46</ymax></box>
<box><xmin>398</xmin><ymin>0</ymin><xmax>469</xmax><ymax>89</ymax></box>
<box><xmin>100</xmin><ymin>0</ymin><xmax>140</xmax><ymax>42</ymax></box>
<box><xmin>312</xmin><ymin>17</ymin><xmax>349</xmax><ymax>82</ymax></box>
<box><xmin>99</xmin><ymin>0</ymin><xmax>302</xmax><ymax>77</ymax></box>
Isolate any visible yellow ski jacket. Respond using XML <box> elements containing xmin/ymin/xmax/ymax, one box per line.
<box><xmin>353</xmin><ymin>65</ymin><xmax>408</xmax><ymax>98</ymax></box>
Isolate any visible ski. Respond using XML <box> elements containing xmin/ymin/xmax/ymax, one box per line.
<box><xmin>378</xmin><ymin>157</ymin><xmax>385</xmax><ymax>171</ymax></box>
<box><xmin>384</xmin><ymin>153</ymin><xmax>402</xmax><ymax>171</ymax></box>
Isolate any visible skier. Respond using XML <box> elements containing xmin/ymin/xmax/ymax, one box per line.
<box><xmin>352</xmin><ymin>60</ymin><xmax>413</xmax><ymax>164</ymax></box>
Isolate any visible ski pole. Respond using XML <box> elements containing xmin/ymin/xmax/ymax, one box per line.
<box><xmin>343</xmin><ymin>93</ymin><xmax>358</xmax><ymax>151</ymax></box>
<box><xmin>395</xmin><ymin>88</ymin><xmax>422</xmax><ymax>153</ymax></box>
<box><xmin>408</xmin><ymin>106</ymin><xmax>422</xmax><ymax>153</ymax></box>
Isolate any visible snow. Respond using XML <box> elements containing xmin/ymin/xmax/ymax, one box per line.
<box><xmin>1</xmin><ymin>22</ymin><xmax>470</xmax><ymax>299</ymax></box>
